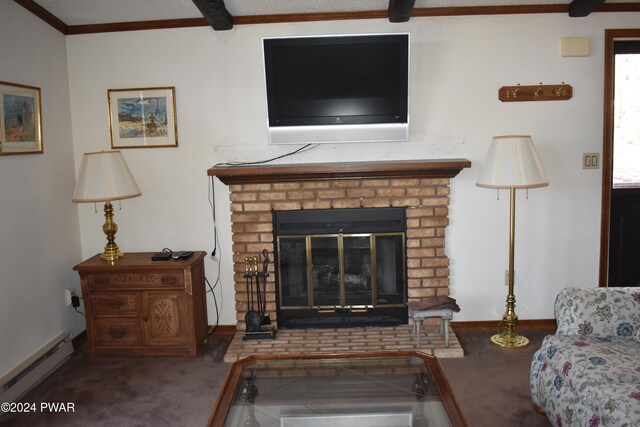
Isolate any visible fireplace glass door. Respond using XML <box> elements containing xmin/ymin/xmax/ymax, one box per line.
<box><xmin>274</xmin><ymin>207</ymin><xmax>408</xmax><ymax>328</ymax></box>
<box><xmin>310</xmin><ymin>235</ymin><xmax>375</xmax><ymax>308</ymax></box>
<box><xmin>375</xmin><ymin>234</ymin><xmax>405</xmax><ymax>305</ymax></box>
<box><xmin>342</xmin><ymin>236</ymin><xmax>372</xmax><ymax>307</ymax></box>
<box><xmin>277</xmin><ymin>233</ymin><xmax>405</xmax><ymax>315</ymax></box>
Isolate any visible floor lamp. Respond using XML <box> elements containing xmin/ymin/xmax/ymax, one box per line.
<box><xmin>477</xmin><ymin>135</ymin><xmax>549</xmax><ymax>348</ymax></box>
<box><xmin>72</xmin><ymin>150</ymin><xmax>141</xmax><ymax>262</ymax></box>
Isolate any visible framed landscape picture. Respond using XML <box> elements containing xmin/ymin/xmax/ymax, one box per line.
<box><xmin>0</xmin><ymin>81</ymin><xmax>43</xmax><ymax>156</ymax></box>
<box><xmin>108</xmin><ymin>87</ymin><xmax>178</xmax><ymax>149</ymax></box>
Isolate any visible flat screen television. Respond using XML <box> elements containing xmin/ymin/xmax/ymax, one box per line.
<box><xmin>263</xmin><ymin>33</ymin><xmax>410</xmax><ymax>145</ymax></box>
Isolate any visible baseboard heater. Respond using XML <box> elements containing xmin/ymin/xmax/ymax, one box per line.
<box><xmin>0</xmin><ymin>332</ymin><xmax>73</xmax><ymax>411</ymax></box>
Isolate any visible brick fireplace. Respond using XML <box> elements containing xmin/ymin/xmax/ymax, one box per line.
<box><xmin>208</xmin><ymin>159</ymin><xmax>471</xmax><ymax>334</ymax></box>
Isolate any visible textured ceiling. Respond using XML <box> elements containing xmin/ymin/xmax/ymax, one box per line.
<box><xmin>33</xmin><ymin>0</ymin><xmax>637</xmax><ymax>26</ymax></box>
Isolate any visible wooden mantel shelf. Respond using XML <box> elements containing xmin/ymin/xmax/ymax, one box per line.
<box><xmin>208</xmin><ymin>159</ymin><xmax>471</xmax><ymax>185</ymax></box>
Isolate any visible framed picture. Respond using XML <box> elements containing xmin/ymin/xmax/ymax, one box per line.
<box><xmin>108</xmin><ymin>87</ymin><xmax>178</xmax><ymax>149</ymax></box>
<box><xmin>0</xmin><ymin>81</ymin><xmax>43</xmax><ymax>156</ymax></box>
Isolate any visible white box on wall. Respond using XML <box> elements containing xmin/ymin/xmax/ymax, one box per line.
<box><xmin>561</xmin><ymin>37</ymin><xmax>590</xmax><ymax>57</ymax></box>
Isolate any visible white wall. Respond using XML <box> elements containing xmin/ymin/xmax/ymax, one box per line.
<box><xmin>0</xmin><ymin>2</ymin><xmax>83</xmax><ymax>377</ymax></box>
<box><xmin>66</xmin><ymin>12</ymin><xmax>640</xmax><ymax>326</ymax></box>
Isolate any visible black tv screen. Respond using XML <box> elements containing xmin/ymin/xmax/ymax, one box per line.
<box><xmin>263</xmin><ymin>33</ymin><xmax>410</xmax><ymax>144</ymax></box>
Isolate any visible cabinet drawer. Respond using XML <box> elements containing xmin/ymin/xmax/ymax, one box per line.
<box><xmin>93</xmin><ymin>318</ymin><xmax>143</xmax><ymax>347</ymax></box>
<box><xmin>87</xmin><ymin>270</ymin><xmax>185</xmax><ymax>291</ymax></box>
<box><xmin>90</xmin><ymin>293</ymin><xmax>139</xmax><ymax>316</ymax></box>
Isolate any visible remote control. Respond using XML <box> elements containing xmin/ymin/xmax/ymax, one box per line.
<box><xmin>151</xmin><ymin>252</ymin><xmax>172</xmax><ymax>261</ymax></box>
<box><xmin>180</xmin><ymin>251</ymin><xmax>194</xmax><ymax>259</ymax></box>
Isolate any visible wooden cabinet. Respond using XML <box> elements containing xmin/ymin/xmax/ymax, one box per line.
<box><xmin>74</xmin><ymin>252</ymin><xmax>208</xmax><ymax>358</ymax></box>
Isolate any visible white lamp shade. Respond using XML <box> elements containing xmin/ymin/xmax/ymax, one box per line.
<box><xmin>476</xmin><ymin>135</ymin><xmax>549</xmax><ymax>189</ymax></box>
<box><xmin>72</xmin><ymin>151</ymin><xmax>141</xmax><ymax>203</ymax></box>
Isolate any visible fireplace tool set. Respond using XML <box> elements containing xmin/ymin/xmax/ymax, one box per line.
<box><xmin>243</xmin><ymin>249</ymin><xmax>276</xmax><ymax>340</ymax></box>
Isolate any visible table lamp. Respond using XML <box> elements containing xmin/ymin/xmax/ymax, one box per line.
<box><xmin>477</xmin><ymin>135</ymin><xmax>549</xmax><ymax>348</ymax></box>
<box><xmin>72</xmin><ymin>150</ymin><xmax>141</xmax><ymax>261</ymax></box>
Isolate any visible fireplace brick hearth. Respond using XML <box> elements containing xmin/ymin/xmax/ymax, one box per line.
<box><xmin>208</xmin><ymin>159</ymin><xmax>471</xmax><ymax>332</ymax></box>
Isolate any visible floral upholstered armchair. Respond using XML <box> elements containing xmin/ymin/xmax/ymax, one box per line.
<box><xmin>530</xmin><ymin>287</ymin><xmax>640</xmax><ymax>426</ymax></box>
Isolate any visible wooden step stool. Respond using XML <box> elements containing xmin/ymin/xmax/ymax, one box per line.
<box><xmin>408</xmin><ymin>306</ymin><xmax>454</xmax><ymax>347</ymax></box>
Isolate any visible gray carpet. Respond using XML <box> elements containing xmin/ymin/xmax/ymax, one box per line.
<box><xmin>0</xmin><ymin>335</ymin><xmax>232</xmax><ymax>427</ymax></box>
<box><xmin>1</xmin><ymin>328</ymin><xmax>553</xmax><ymax>426</ymax></box>
<box><xmin>440</xmin><ymin>328</ymin><xmax>553</xmax><ymax>426</ymax></box>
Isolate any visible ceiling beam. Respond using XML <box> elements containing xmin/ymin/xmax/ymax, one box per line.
<box><xmin>191</xmin><ymin>0</ymin><xmax>233</xmax><ymax>30</ymax></box>
<box><xmin>568</xmin><ymin>0</ymin><xmax>606</xmax><ymax>16</ymax></box>
<box><xmin>388</xmin><ymin>0</ymin><xmax>416</xmax><ymax>22</ymax></box>
<box><xmin>13</xmin><ymin>0</ymin><xmax>68</xmax><ymax>34</ymax></box>
<box><xmin>65</xmin><ymin>18</ymin><xmax>207</xmax><ymax>36</ymax></box>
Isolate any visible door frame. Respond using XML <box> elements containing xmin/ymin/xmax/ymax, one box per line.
<box><xmin>599</xmin><ymin>28</ymin><xmax>640</xmax><ymax>286</ymax></box>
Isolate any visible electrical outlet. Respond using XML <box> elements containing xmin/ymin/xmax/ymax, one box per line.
<box><xmin>65</xmin><ymin>288</ymin><xmax>77</xmax><ymax>306</ymax></box>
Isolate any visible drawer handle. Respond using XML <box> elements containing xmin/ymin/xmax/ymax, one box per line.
<box><xmin>349</xmin><ymin>305</ymin><xmax>372</xmax><ymax>313</ymax></box>
<box><xmin>106</xmin><ymin>299</ymin><xmax>122</xmax><ymax>309</ymax></box>
<box><xmin>161</xmin><ymin>276</ymin><xmax>177</xmax><ymax>285</ymax></box>
<box><xmin>108</xmin><ymin>328</ymin><xmax>127</xmax><ymax>339</ymax></box>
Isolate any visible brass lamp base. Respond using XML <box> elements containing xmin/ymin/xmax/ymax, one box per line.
<box><xmin>100</xmin><ymin>201</ymin><xmax>124</xmax><ymax>262</ymax></box>
<box><xmin>490</xmin><ymin>187</ymin><xmax>529</xmax><ymax>350</ymax></box>
<box><xmin>101</xmin><ymin>243</ymin><xmax>123</xmax><ymax>262</ymax></box>
<box><xmin>490</xmin><ymin>332</ymin><xmax>529</xmax><ymax>348</ymax></box>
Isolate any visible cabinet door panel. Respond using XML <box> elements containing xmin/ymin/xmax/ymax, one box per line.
<box><xmin>142</xmin><ymin>291</ymin><xmax>189</xmax><ymax>346</ymax></box>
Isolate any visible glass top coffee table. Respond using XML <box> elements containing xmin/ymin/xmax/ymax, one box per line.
<box><xmin>208</xmin><ymin>351</ymin><xmax>467</xmax><ymax>427</ymax></box>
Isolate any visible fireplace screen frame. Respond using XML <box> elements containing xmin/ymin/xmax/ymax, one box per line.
<box><xmin>273</xmin><ymin>207</ymin><xmax>408</xmax><ymax>329</ymax></box>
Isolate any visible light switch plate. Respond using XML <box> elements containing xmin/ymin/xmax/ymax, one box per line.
<box><xmin>583</xmin><ymin>152</ymin><xmax>599</xmax><ymax>169</ymax></box>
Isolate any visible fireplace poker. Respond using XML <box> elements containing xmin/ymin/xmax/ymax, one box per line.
<box><xmin>255</xmin><ymin>267</ymin><xmax>263</xmax><ymax>324</ymax></box>
<box><xmin>260</xmin><ymin>249</ymin><xmax>271</xmax><ymax>326</ymax></box>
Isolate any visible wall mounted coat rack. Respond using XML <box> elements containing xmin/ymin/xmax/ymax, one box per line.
<box><xmin>499</xmin><ymin>82</ymin><xmax>572</xmax><ymax>102</ymax></box>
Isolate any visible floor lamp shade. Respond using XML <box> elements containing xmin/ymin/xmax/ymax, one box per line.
<box><xmin>72</xmin><ymin>150</ymin><xmax>141</xmax><ymax>261</ymax></box>
<box><xmin>477</xmin><ymin>135</ymin><xmax>549</xmax><ymax>189</ymax></box>
<box><xmin>477</xmin><ymin>135</ymin><xmax>548</xmax><ymax>348</ymax></box>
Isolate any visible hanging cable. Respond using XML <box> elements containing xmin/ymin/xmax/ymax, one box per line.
<box><xmin>209</xmin><ymin>176</ymin><xmax>218</xmax><ymax>257</ymax></box>
<box><xmin>214</xmin><ymin>143</ymin><xmax>319</xmax><ymax>167</ymax></box>
<box><xmin>206</xmin><ymin>275</ymin><xmax>220</xmax><ymax>336</ymax></box>
<box><xmin>207</xmin><ymin>175</ymin><xmax>222</xmax><ymax>335</ymax></box>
